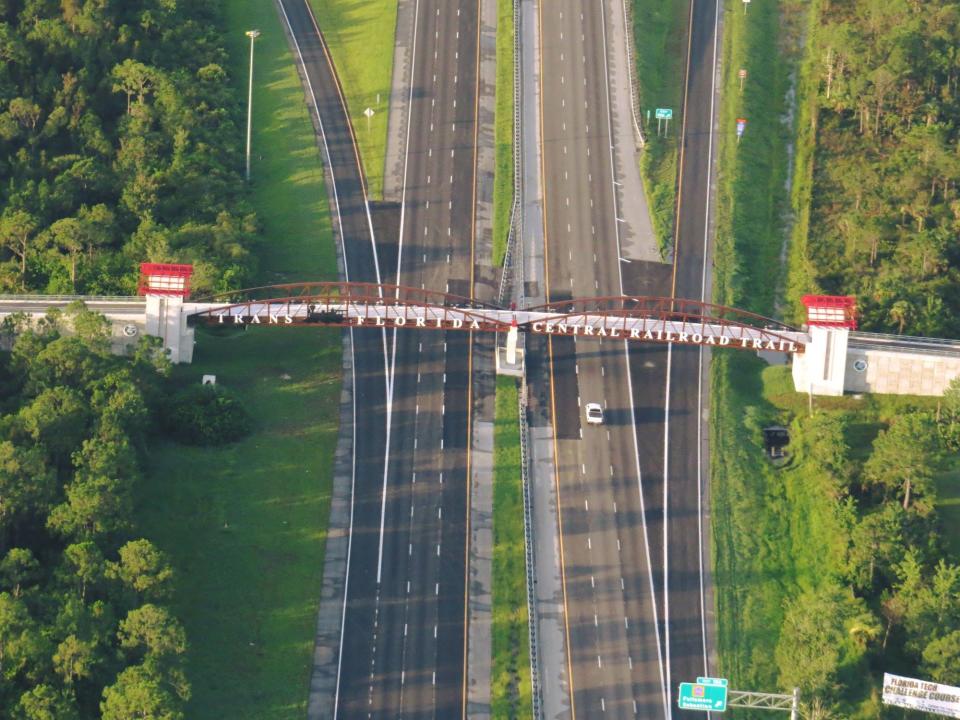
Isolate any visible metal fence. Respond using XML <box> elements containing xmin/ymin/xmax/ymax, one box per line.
<box><xmin>619</xmin><ymin>0</ymin><xmax>646</xmax><ymax>147</ymax></box>
<box><xmin>518</xmin><ymin>370</ymin><xmax>541</xmax><ymax>720</ymax></box>
<box><xmin>0</xmin><ymin>294</ymin><xmax>142</xmax><ymax>303</ymax></box>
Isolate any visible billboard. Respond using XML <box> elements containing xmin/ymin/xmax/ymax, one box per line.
<box><xmin>883</xmin><ymin>673</ymin><xmax>960</xmax><ymax>718</ymax></box>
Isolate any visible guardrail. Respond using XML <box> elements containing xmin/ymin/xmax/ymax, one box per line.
<box><xmin>620</xmin><ymin>0</ymin><xmax>646</xmax><ymax>147</ymax></box>
<box><xmin>498</xmin><ymin>201</ymin><xmax>518</xmax><ymax>306</ymax></box>
<box><xmin>0</xmin><ymin>294</ymin><xmax>143</xmax><ymax>303</ymax></box>
<box><xmin>517</xmin><ymin>368</ymin><xmax>541</xmax><ymax>720</ymax></box>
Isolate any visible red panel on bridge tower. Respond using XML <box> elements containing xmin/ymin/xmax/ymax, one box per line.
<box><xmin>801</xmin><ymin>294</ymin><xmax>857</xmax><ymax>329</ymax></box>
<box><xmin>138</xmin><ymin>263</ymin><xmax>194</xmax><ymax>297</ymax></box>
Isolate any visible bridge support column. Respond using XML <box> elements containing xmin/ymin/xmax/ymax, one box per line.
<box><xmin>145</xmin><ymin>294</ymin><xmax>195</xmax><ymax>364</ymax></box>
<box><xmin>792</xmin><ymin>325</ymin><xmax>849</xmax><ymax>396</ymax></box>
<box><xmin>140</xmin><ymin>263</ymin><xmax>195</xmax><ymax>364</ymax></box>
<box><xmin>791</xmin><ymin>295</ymin><xmax>857</xmax><ymax>397</ymax></box>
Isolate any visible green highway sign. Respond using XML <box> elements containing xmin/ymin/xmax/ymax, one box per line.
<box><xmin>697</xmin><ymin>677</ymin><xmax>728</xmax><ymax>687</ymax></box>
<box><xmin>678</xmin><ymin>678</ymin><xmax>728</xmax><ymax>712</ymax></box>
<box><xmin>655</xmin><ymin>108</ymin><xmax>673</xmax><ymax>120</ymax></box>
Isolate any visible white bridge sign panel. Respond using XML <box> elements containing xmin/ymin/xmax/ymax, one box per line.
<box><xmin>883</xmin><ymin>673</ymin><xmax>960</xmax><ymax>718</ymax></box>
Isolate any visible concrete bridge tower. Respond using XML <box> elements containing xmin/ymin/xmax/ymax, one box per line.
<box><xmin>140</xmin><ymin>263</ymin><xmax>196</xmax><ymax>364</ymax></box>
<box><xmin>791</xmin><ymin>295</ymin><xmax>858</xmax><ymax>396</ymax></box>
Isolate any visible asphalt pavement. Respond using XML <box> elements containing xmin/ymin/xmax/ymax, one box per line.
<box><xmin>322</xmin><ymin>0</ymin><xmax>481</xmax><ymax>716</ymax></box>
<box><xmin>535</xmin><ymin>0</ymin><xmax>723</xmax><ymax>716</ymax></box>
<box><xmin>538</xmin><ymin>1</ymin><xmax>669</xmax><ymax>716</ymax></box>
<box><xmin>279</xmin><ymin>0</ymin><xmax>479</xmax><ymax>717</ymax></box>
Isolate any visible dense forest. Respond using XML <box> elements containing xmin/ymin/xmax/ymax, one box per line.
<box><xmin>0</xmin><ymin>307</ymin><xmax>189</xmax><ymax>719</ymax></box>
<box><xmin>790</xmin><ymin>0</ymin><xmax>960</xmax><ymax>336</ymax></box>
<box><xmin>769</xmin><ymin>400</ymin><xmax>960</xmax><ymax>713</ymax></box>
<box><xmin>0</xmin><ymin>0</ymin><xmax>256</xmax><ymax>296</ymax></box>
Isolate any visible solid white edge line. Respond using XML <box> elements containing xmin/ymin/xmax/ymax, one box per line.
<box><xmin>598</xmin><ymin>0</ymin><xmax>669</xmax><ymax>714</ymax></box>
<box><xmin>274</xmin><ymin>3</ymin><xmax>385</xmax><ymax>716</ymax></box>
<box><xmin>662</xmin><ymin>343</ymin><xmax>673</xmax><ymax>720</ymax></box>
<box><xmin>698</xmin><ymin>0</ymin><xmax>723</xmax><ymax>688</ymax></box>
<box><xmin>294</xmin><ymin>0</ymin><xmax>393</xmax><ymax>587</ymax></box>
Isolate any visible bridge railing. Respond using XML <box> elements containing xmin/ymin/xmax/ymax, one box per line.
<box><xmin>0</xmin><ymin>294</ymin><xmax>142</xmax><ymax>303</ymax></box>
<box><xmin>619</xmin><ymin>0</ymin><xmax>646</xmax><ymax>147</ymax></box>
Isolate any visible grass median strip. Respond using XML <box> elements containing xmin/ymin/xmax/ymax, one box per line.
<box><xmin>307</xmin><ymin>0</ymin><xmax>397</xmax><ymax>200</ymax></box>
<box><xmin>491</xmin><ymin>376</ymin><xmax>532</xmax><ymax>719</ymax></box>
<box><xmin>631</xmin><ymin>0</ymin><xmax>687</xmax><ymax>256</ymax></box>
<box><xmin>136</xmin><ymin>2</ymin><xmax>341</xmax><ymax>717</ymax></box>
<box><xmin>493</xmin><ymin>0</ymin><xmax>515</xmax><ymax>267</ymax></box>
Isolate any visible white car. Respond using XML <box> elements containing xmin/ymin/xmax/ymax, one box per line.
<box><xmin>585</xmin><ymin>402</ymin><xmax>604</xmax><ymax>425</ymax></box>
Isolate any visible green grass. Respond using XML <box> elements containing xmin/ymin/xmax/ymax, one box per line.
<box><xmin>135</xmin><ymin>1</ymin><xmax>342</xmax><ymax>717</ymax></box>
<box><xmin>492</xmin><ymin>0</ymin><xmax>515</xmax><ymax>267</ymax></box>
<box><xmin>307</xmin><ymin>0</ymin><xmax>398</xmax><ymax>200</ymax></box>
<box><xmin>491</xmin><ymin>377</ymin><xmax>532</xmax><ymax>719</ymax></box>
<box><xmin>631</xmin><ymin>0</ymin><xmax>688</xmax><ymax>257</ymax></box>
<box><xmin>709</xmin><ymin>0</ymin><xmax>804</xmax><ymax>703</ymax></box>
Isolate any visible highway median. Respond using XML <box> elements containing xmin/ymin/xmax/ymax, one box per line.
<box><xmin>491</xmin><ymin>376</ymin><xmax>533</xmax><ymax>719</ymax></box>
<box><xmin>493</xmin><ymin>0</ymin><xmax>515</xmax><ymax>267</ymax></box>
<box><xmin>630</xmin><ymin>0</ymin><xmax>687</xmax><ymax>257</ymax></box>
<box><xmin>307</xmin><ymin>0</ymin><xmax>397</xmax><ymax>200</ymax></box>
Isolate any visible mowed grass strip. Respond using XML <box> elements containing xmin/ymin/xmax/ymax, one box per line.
<box><xmin>709</xmin><ymin>0</ymin><xmax>796</xmax><ymax>696</ymax></box>
<box><xmin>491</xmin><ymin>377</ymin><xmax>532</xmax><ymax>719</ymax></box>
<box><xmin>136</xmin><ymin>1</ymin><xmax>341</xmax><ymax>717</ymax></box>
<box><xmin>631</xmin><ymin>0</ymin><xmax>687</xmax><ymax>256</ymax></box>
<box><xmin>493</xmin><ymin>0</ymin><xmax>515</xmax><ymax>267</ymax></box>
<box><xmin>307</xmin><ymin>0</ymin><xmax>397</xmax><ymax>200</ymax></box>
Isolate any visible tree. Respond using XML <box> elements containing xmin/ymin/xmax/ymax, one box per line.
<box><xmin>846</xmin><ymin>502</ymin><xmax>904</xmax><ymax>591</ymax></box>
<box><xmin>111</xmin><ymin>60</ymin><xmax>157</xmax><ymax>114</ymax></box>
<box><xmin>17</xmin><ymin>386</ymin><xmax>90</xmax><ymax>464</ymax></box>
<box><xmin>0</xmin><ymin>440</ymin><xmax>57</xmax><ymax>532</ymax></box>
<box><xmin>100</xmin><ymin>664</ymin><xmax>185</xmax><ymax>720</ymax></box>
<box><xmin>61</xmin><ymin>542</ymin><xmax>105</xmax><ymax>601</ymax></box>
<box><xmin>0</xmin><ymin>592</ymin><xmax>42</xmax><ymax>682</ymax></box>
<box><xmin>888</xmin><ymin>552</ymin><xmax>960</xmax><ymax>657</ymax></box>
<box><xmin>775</xmin><ymin>583</ymin><xmax>879</xmax><ymax>698</ymax></box>
<box><xmin>47</xmin><ymin>476</ymin><xmax>132</xmax><ymax>541</ymax></box>
<box><xmin>923</xmin><ymin>630</ymin><xmax>960</xmax><ymax>684</ymax></box>
<box><xmin>43</xmin><ymin>218</ymin><xmax>84</xmax><ymax>291</ymax></box>
<box><xmin>7</xmin><ymin>98</ymin><xmax>42</xmax><ymax>132</ymax></box>
<box><xmin>118</xmin><ymin>604</ymin><xmax>186</xmax><ymax>659</ymax></box>
<box><xmin>110</xmin><ymin>540</ymin><xmax>174</xmax><ymax>601</ymax></box>
<box><xmin>14</xmin><ymin>684</ymin><xmax>80</xmax><ymax>720</ymax></box>
<box><xmin>0</xmin><ymin>549</ymin><xmax>39</xmax><ymax>599</ymax></box>
<box><xmin>0</xmin><ymin>210</ymin><xmax>37</xmax><ymax>289</ymax></box>
<box><xmin>53</xmin><ymin>634</ymin><xmax>97</xmax><ymax>685</ymax></box>
<box><xmin>802</xmin><ymin>412</ymin><xmax>853</xmax><ymax>497</ymax></box>
<box><xmin>937</xmin><ymin>376</ymin><xmax>960</xmax><ymax>449</ymax></box>
<box><xmin>862</xmin><ymin>413</ymin><xmax>941</xmax><ymax>510</ymax></box>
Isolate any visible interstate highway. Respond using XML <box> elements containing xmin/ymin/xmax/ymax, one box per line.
<box><xmin>280</xmin><ymin>0</ymin><xmax>479</xmax><ymax>717</ymax></box>
<box><xmin>374</xmin><ymin>0</ymin><xmax>481</xmax><ymax>715</ymax></box>
<box><xmin>536</xmin><ymin>0</ymin><xmax>722</xmax><ymax>716</ymax></box>
<box><xmin>537</xmin><ymin>0</ymin><xmax>669</xmax><ymax>716</ymax></box>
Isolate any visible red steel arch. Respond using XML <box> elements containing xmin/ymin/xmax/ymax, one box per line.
<box><xmin>186</xmin><ymin>282</ymin><xmax>805</xmax><ymax>351</ymax></box>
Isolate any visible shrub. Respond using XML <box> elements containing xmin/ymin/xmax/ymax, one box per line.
<box><xmin>163</xmin><ymin>385</ymin><xmax>251</xmax><ymax>445</ymax></box>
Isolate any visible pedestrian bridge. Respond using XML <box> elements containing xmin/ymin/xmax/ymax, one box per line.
<box><xmin>185</xmin><ymin>281</ymin><xmax>808</xmax><ymax>355</ymax></box>
<box><xmin>1</xmin><ymin>265</ymin><xmax>959</xmax><ymax>397</ymax></box>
